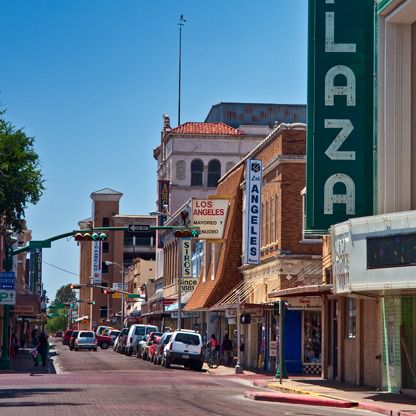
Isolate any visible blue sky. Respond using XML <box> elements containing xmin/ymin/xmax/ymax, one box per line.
<box><xmin>0</xmin><ymin>0</ymin><xmax>308</xmax><ymax>299</ymax></box>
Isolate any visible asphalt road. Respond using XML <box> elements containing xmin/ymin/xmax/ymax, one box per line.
<box><xmin>0</xmin><ymin>339</ymin><xmax>378</xmax><ymax>416</ymax></box>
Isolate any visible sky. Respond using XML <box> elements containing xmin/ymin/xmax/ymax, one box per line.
<box><xmin>0</xmin><ymin>0</ymin><xmax>308</xmax><ymax>300</ymax></box>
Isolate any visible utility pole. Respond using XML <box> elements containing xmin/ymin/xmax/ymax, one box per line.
<box><xmin>235</xmin><ymin>291</ymin><xmax>243</xmax><ymax>374</ymax></box>
<box><xmin>177</xmin><ymin>14</ymin><xmax>186</xmax><ymax>126</ymax></box>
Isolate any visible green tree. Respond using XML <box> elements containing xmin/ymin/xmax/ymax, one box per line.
<box><xmin>50</xmin><ymin>284</ymin><xmax>76</xmax><ymax>307</ymax></box>
<box><xmin>0</xmin><ymin>110</ymin><xmax>44</xmax><ymax>233</ymax></box>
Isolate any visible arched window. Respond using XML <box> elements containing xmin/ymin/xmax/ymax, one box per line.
<box><xmin>191</xmin><ymin>159</ymin><xmax>204</xmax><ymax>186</ymax></box>
<box><xmin>207</xmin><ymin>159</ymin><xmax>221</xmax><ymax>187</ymax></box>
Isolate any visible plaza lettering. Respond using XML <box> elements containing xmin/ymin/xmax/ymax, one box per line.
<box><xmin>323</xmin><ymin>0</ymin><xmax>356</xmax><ymax>215</ymax></box>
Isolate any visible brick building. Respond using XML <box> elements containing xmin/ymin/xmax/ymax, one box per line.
<box><xmin>77</xmin><ymin>189</ymin><xmax>156</xmax><ymax>330</ymax></box>
<box><xmin>185</xmin><ymin>123</ymin><xmax>323</xmax><ymax>373</ymax></box>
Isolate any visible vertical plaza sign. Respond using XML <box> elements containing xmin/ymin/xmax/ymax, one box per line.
<box><xmin>306</xmin><ymin>0</ymin><xmax>374</xmax><ymax>233</ymax></box>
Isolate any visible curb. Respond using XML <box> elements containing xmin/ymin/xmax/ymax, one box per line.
<box><xmin>244</xmin><ymin>390</ymin><xmax>355</xmax><ymax>408</ymax></box>
<box><xmin>357</xmin><ymin>403</ymin><xmax>416</xmax><ymax>416</ymax></box>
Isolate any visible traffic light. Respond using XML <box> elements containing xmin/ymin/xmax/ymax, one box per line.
<box><xmin>70</xmin><ymin>284</ymin><xmax>82</xmax><ymax>290</ymax></box>
<box><xmin>174</xmin><ymin>228</ymin><xmax>199</xmax><ymax>238</ymax></box>
<box><xmin>88</xmin><ymin>301</ymin><xmax>96</xmax><ymax>305</ymax></box>
<box><xmin>240</xmin><ymin>313</ymin><xmax>251</xmax><ymax>324</ymax></box>
<box><xmin>74</xmin><ymin>232</ymin><xmax>108</xmax><ymax>242</ymax></box>
<box><xmin>101</xmin><ymin>288</ymin><xmax>113</xmax><ymax>295</ymax></box>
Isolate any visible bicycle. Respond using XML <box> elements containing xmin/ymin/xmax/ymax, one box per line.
<box><xmin>205</xmin><ymin>347</ymin><xmax>220</xmax><ymax>369</ymax></box>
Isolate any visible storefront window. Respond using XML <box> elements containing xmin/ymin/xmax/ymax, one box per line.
<box><xmin>303</xmin><ymin>311</ymin><xmax>321</xmax><ymax>364</ymax></box>
<box><xmin>346</xmin><ymin>298</ymin><xmax>356</xmax><ymax>339</ymax></box>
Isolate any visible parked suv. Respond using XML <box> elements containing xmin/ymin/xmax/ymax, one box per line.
<box><xmin>162</xmin><ymin>330</ymin><xmax>203</xmax><ymax>371</ymax></box>
<box><xmin>125</xmin><ymin>324</ymin><xmax>158</xmax><ymax>356</ymax></box>
<box><xmin>62</xmin><ymin>329</ymin><xmax>73</xmax><ymax>345</ymax></box>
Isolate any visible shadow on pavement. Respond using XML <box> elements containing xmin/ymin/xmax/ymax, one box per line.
<box><xmin>0</xmin><ymin>387</ymin><xmax>83</xmax><ymax>400</ymax></box>
<box><xmin>0</xmin><ymin>401</ymin><xmax>86</xmax><ymax>408</ymax></box>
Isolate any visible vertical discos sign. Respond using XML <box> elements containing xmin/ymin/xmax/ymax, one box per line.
<box><xmin>245</xmin><ymin>159</ymin><xmax>262</xmax><ymax>265</ymax></box>
<box><xmin>306</xmin><ymin>0</ymin><xmax>374</xmax><ymax>233</ymax></box>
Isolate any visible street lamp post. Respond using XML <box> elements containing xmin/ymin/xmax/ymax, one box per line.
<box><xmin>105</xmin><ymin>261</ymin><xmax>124</xmax><ymax>327</ymax></box>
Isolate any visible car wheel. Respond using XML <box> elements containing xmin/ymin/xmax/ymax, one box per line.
<box><xmin>94</xmin><ymin>348</ymin><xmax>97</xmax><ymax>352</ymax></box>
<box><xmin>142</xmin><ymin>352</ymin><xmax>147</xmax><ymax>360</ymax></box>
<box><xmin>193</xmin><ymin>362</ymin><xmax>203</xmax><ymax>371</ymax></box>
<box><xmin>127</xmin><ymin>349</ymin><xmax>132</xmax><ymax>356</ymax></box>
<box><xmin>101</xmin><ymin>342</ymin><xmax>109</xmax><ymax>350</ymax></box>
<box><xmin>165</xmin><ymin>357</ymin><xmax>171</xmax><ymax>369</ymax></box>
<box><xmin>75</xmin><ymin>348</ymin><xmax>78</xmax><ymax>351</ymax></box>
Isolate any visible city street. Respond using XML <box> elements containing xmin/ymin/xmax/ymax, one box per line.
<box><xmin>0</xmin><ymin>339</ymin><xmax>379</xmax><ymax>416</ymax></box>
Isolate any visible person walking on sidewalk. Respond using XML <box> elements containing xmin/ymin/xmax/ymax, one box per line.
<box><xmin>31</xmin><ymin>326</ymin><xmax>40</xmax><ymax>347</ymax></box>
<box><xmin>36</xmin><ymin>332</ymin><xmax>49</xmax><ymax>367</ymax></box>
<box><xmin>221</xmin><ymin>332</ymin><xmax>233</xmax><ymax>365</ymax></box>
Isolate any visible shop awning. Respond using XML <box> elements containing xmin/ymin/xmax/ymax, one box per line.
<box><xmin>211</xmin><ymin>278</ymin><xmax>265</xmax><ymax>311</ymax></box>
<box><xmin>268</xmin><ymin>284</ymin><xmax>333</xmax><ymax>299</ymax></box>
<box><xmin>75</xmin><ymin>315</ymin><xmax>89</xmax><ymax>323</ymax></box>
<box><xmin>165</xmin><ymin>291</ymin><xmax>193</xmax><ymax>312</ymax></box>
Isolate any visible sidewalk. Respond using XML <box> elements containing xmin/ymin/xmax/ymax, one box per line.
<box><xmin>0</xmin><ymin>347</ymin><xmax>55</xmax><ymax>375</ymax></box>
<box><xmin>250</xmin><ymin>376</ymin><xmax>416</xmax><ymax>416</ymax></box>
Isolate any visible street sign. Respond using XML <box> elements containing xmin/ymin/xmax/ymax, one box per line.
<box><xmin>128</xmin><ymin>224</ymin><xmax>150</xmax><ymax>232</ymax></box>
<box><xmin>127</xmin><ymin>293</ymin><xmax>145</xmax><ymax>299</ymax></box>
<box><xmin>0</xmin><ymin>272</ymin><xmax>15</xmax><ymax>290</ymax></box>
<box><xmin>112</xmin><ymin>292</ymin><xmax>122</xmax><ymax>299</ymax></box>
<box><xmin>0</xmin><ymin>290</ymin><xmax>16</xmax><ymax>305</ymax></box>
<box><xmin>113</xmin><ymin>283</ymin><xmax>127</xmax><ymax>291</ymax></box>
<box><xmin>86</xmin><ymin>283</ymin><xmax>95</xmax><ymax>288</ymax></box>
<box><xmin>28</xmin><ymin>240</ymin><xmax>52</xmax><ymax>249</ymax></box>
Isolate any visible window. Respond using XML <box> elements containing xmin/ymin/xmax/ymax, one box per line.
<box><xmin>191</xmin><ymin>159</ymin><xmax>204</xmax><ymax>186</ymax></box>
<box><xmin>99</xmin><ymin>307</ymin><xmax>107</xmax><ymax>319</ymax></box>
<box><xmin>176</xmin><ymin>160</ymin><xmax>186</xmax><ymax>180</ymax></box>
<box><xmin>135</xmin><ymin>327</ymin><xmax>145</xmax><ymax>336</ymax></box>
<box><xmin>270</xmin><ymin>196</ymin><xmax>274</xmax><ymax>243</ymax></box>
<box><xmin>207</xmin><ymin>159</ymin><xmax>221</xmax><ymax>187</ymax></box>
<box><xmin>102</xmin><ymin>242</ymin><xmax>109</xmax><ymax>253</ymax></box>
<box><xmin>79</xmin><ymin>331</ymin><xmax>94</xmax><ymax>338</ymax></box>
<box><xmin>303</xmin><ymin>311</ymin><xmax>322</xmax><ymax>363</ymax></box>
<box><xmin>102</xmin><ymin>217</ymin><xmax>110</xmax><ymax>227</ymax></box>
<box><xmin>346</xmin><ymin>298</ymin><xmax>356</xmax><ymax>339</ymax></box>
<box><xmin>175</xmin><ymin>333</ymin><xmax>200</xmax><ymax>345</ymax></box>
<box><xmin>226</xmin><ymin>161</ymin><xmax>234</xmax><ymax>173</ymax></box>
<box><xmin>102</xmin><ymin>262</ymin><xmax>109</xmax><ymax>274</ymax></box>
<box><xmin>265</xmin><ymin>198</ymin><xmax>269</xmax><ymax>245</ymax></box>
<box><xmin>275</xmin><ymin>195</ymin><xmax>279</xmax><ymax>242</ymax></box>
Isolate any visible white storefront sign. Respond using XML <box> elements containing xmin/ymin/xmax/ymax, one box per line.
<box><xmin>244</xmin><ymin>159</ymin><xmax>262</xmax><ymax>264</ymax></box>
<box><xmin>333</xmin><ymin>210</ymin><xmax>416</xmax><ymax>294</ymax></box>
<box><xmin>91</xmin><ymin>241</ymin><xmax>102</xmax><ymax>284</ymax></box>
<box><xmin>191</xmin><ymin>198</ymin><xmax>229</xmax><ymax>240</ymax></box>
<box><xmin>181</xmin><ymin>239</ymin><xmax>197</xmax><ymax>292</ymax></box>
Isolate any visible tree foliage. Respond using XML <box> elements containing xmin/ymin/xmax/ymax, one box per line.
<box><xmin>50</xmin><ymin>284</ymin><xmax>76</xmax><ymax>306</ymax></box>
<box><xmin>0</xmin><ymin>110</ymin><xmax>44</xmax><ymax>232</ymax></box>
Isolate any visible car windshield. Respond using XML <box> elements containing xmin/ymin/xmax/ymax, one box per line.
<box><xmin>146</xmin><ymin>327</ymin><xmax>158</xmax><ymax>334</ymax></box>
<box><xmin>135</xmin><ymin>327</ymin><xmax>145</xmax><ymax>336</ymax></box>
<box><xmin>175</xmin><ymin>333</ymin><xmax>200</xmax><ymax>345</ymax></box>
<box><xmin>80</xmin><ymin>332</ymin><xmax>94</xmax><ymax>338</ymax></box>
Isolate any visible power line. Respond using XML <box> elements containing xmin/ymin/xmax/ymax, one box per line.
<box><xmin>42</xmin><ymin>261</ymin><xmax>78</xmax><ymax>276</ymax></box>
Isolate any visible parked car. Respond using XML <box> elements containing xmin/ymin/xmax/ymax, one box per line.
<box><xmin>143</xmin><ymin>331</ymin><xmax>163</xmax><ymax>361</ymax></box>
<box><xmin>54</xmin><ymin>331</ymin><xmax>63</xmax><ymax>338</ymax></box>
<box><xmin>108</xmin><ymin>330</ymin><xmax>121</xmax><ymax>344</ymax></box>
<box><xmin>62</xmin><ymin>329</ymin><xmax>73</xmax><ymax>345</ymax></box>
<box><xmin>69</xmin><ymin>330</ymin><xmax>80</xmax><ymax>351</ymax></box>
<box><xmin>125</xmin><ymin>324</ymin><xmax>158</xmax><ymax>356</ymax></box>
<box><xmin>96</xmin><ymin>333</ymin><xmax>112</xmax><ymax>349</ymax></box>
<box><xmin>153</xmin><ymin>332</ymin><xmax>173</xmax><ymax>365</ymax></box>
<box><xmin>115</xmin><ymin>327</ymin><xmax>130</xmax><ymax>354</ymax></box>
<box><xmin>74</xmin><ymin>331</ymin><xmax>97</xmax><ymax>351</ymax></box>
<box><xmin>162</xmin><ymin>330</ymin><xmax>204</xmax><ymax>371</ymax></box>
